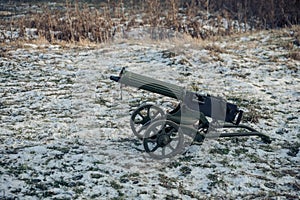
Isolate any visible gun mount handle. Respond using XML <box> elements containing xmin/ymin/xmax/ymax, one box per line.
<box><xmin>110</xmin><ymin>75</ymin><xmax>120</xmax><ymax>82</ymax></box>
<box><xmin>110</xmin><ymin>67</ymin><xmax>126</xmax><ymax>82</ymax></box>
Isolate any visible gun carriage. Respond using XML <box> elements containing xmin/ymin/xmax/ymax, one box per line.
<box><xmin>110</xmin><ymin>68</ymin><xmax>271</xmax><ymax>159</ymax></box>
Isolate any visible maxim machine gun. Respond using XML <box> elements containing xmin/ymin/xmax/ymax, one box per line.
<box><xmin>110</xmin><ymin>68</ymin><xmax>271</xmax><ymax>159</ymax></box>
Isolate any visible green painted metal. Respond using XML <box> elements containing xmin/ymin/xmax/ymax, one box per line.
<box><xmin>119</xmin><ymin>70</ymin><xmax>185</xmax><ymax>100</ymax></box>
<box><xmin>110</xmin><ymin>68</ymin><xmax>272</xmax><ymax>146</ymax></box>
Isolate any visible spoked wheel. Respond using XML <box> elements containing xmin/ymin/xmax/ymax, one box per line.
<box><xmin>130</xmin><ymin>104</ymin><xmax>165</xmax><ymax>139</ymax></box>
<box><xmin>143</xmin><ymin>120</ymin><xmax>184</xmax><ymax>159</ymax></box>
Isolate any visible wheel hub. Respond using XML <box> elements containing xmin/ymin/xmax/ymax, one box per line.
<box><xmin>157</xmin><ymin>134</ymin><xmax>171</xmax><ymax>147</ymax></box>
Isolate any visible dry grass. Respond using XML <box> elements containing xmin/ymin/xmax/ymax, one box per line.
<box><xmin>0</xmin><ymin>0</ymin><xmax>299</xmax><ymax>45</ymax></box>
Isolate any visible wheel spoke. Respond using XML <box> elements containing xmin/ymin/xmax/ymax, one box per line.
<box><xmin>152</xmin><ymin>126</ymin><xmax>160</xmax><ymax>134</ymax></box>
<box><xmin>137</xmin><ymin>125</ymin><xmax>147</xmax><ymax>133</ymax></box>
<box><xmin>133</xmin><ymin>113</ymin><xmax>145</xmax><ymax>124</ymax></box>
<box><xmin>161</xmin><ymin>127</ymin><xmax>167</xmax><ymax>135</ymax></box>
<box><xmin>151</xmin><ymin>111</ymin><xmax>160</xmax><ymax>119</ymax></box>
<box><xmin>167</xmin><ymin>143</ymin><xmax>175</xmax><ymax>151</ymax></box>
<box><xmin>137</xmin><ymin>112</ymin><xmax>145</xmax><ymax>120</ymax></box>
<box><xmin>151</xmin><ymin>144</ymin><xmax>159</xmax><ymax>152</ymax></box>
<box><xmin>146</xmin><ymin>107</ymin><xmax>151</xmax><ymax>118</ymax></box>
<box><xmin>145</xmin><ymin>137</ymin><xmax>156</xmax><ymax>142</ymax></box>
<box><xmin>162</xmin><ymin>147</ymin><xmax>166</xmax><ymax>156</ymax></box>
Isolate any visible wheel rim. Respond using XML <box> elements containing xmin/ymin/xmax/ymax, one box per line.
<box><xmin>130</xmin><ymin>104</ymin><xmax>165</xmax><ymax>139</ymax></box>
<box><xmin>143</xmin><ymin>120</ymin><xmax>184</xmax><ymax>159</ymax></box>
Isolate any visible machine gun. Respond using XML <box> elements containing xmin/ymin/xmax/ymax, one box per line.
<box><xmin>110</xmin><ymin>68</ymin><xmax>271</xmax><ymax>159</ymax></box>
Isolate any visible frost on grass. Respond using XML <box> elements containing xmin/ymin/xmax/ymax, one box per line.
<box><xmin>0</xmin><ymin>28</ymin><xmax>299</xmax><ymax>199</ymax></box>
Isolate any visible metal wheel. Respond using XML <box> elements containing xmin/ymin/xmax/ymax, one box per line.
<box><xmin>143</xmin><ymin>120</ymin><xmax>184</xmax><ymax>159</ymax></box>
<box><xmin>130</xmin><ymin>104</ymin><xmax>165</xmax><ymax>139</ymax></box>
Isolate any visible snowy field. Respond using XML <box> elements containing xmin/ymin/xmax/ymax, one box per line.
<box><xmin>0</xmin><ymin>28</ymin><xmax>299</xmax><ymax>199</ymax></box>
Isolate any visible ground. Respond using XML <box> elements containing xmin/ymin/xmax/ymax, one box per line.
<box><xmin>0</xmin><ymin>28</ymin><xmax>299</xmax><ymax>199</ymax></box>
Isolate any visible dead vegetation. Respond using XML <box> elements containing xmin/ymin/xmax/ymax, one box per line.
<box><xmin>0</xmin><ymin>0</ymin><xmax>299</xmax><ymax>44</ymax></box>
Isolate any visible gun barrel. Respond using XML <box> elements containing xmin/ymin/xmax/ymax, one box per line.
<box><xmin>114</xmin><ymin>68</ymin><xmax>185</xmax><ymax>100</ymax></box>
